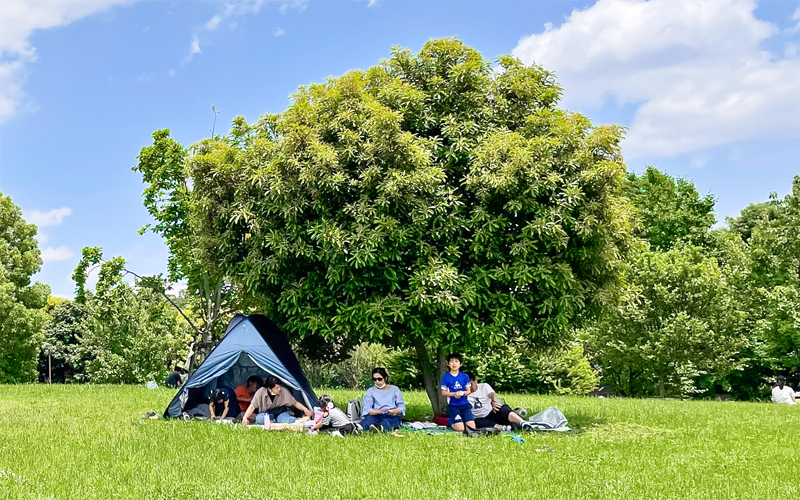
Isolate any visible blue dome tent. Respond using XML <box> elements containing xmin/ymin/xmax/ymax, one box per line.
<box><xmin>164</xmin><ymin>314</ymin><xmax>318</xmax><ymax>418</ymax></box>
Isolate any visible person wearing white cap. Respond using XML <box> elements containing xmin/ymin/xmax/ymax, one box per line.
<box><xmin>772</xmin><ymin>376</ymin><xmax>798</xmax><ymax>404</ymax></box>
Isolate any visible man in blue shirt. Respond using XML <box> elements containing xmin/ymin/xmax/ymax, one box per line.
<box><xmin>440</xmin><ymin>353</ymin><xmax>477</xmax><ymax>434</ymax></box>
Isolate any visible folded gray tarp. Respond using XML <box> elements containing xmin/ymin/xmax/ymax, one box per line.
<box><xmin>527</xmin><ymin>407</ymin><xmax>570</xmax><ymax>431</ymax></box>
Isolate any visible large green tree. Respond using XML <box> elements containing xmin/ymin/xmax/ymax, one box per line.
<box><xmin>72</xmin><ymin>248</ymin><xmax>191</xmax><ymax>384</ymax></box>
<box><xmin>138</xmin><ymin>39</ymin><xmax>633</xmax><ymax>413</ymax></box>
<box><xmin>586</xmin><ymin>244</ymin><xmax>748</xmax><ymax>398</ymax></box>
<box><xmin>0</xmin><ymin>191</ymin><xmax>50</xmax><ymax>382</ymax></box>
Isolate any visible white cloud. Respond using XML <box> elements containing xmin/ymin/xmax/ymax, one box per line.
<box><xmin>273</xmin><ymin>27</ymin><xmax>285</xmax><ymax>36</ymax></box>
<box><xmin>37</xmin><ymin>233</ymin><xmax>49</xmax><ymax>244</ymax></box>
<box><xmin>184</xmin><ymin>34</ymin><xmax>202</xmax><ymax>63</ymax></box>
<box><xmin>0</xmin><ymin>0</ymin><xmax>138</xmax><ymax>124</ymax></box>
<box><xmin>205</xmin><ymin>14</ymin><xmax>222</xmax><ymax>31</ymax></box>
<box><xmin>23</xmin><ymin>206</ymin><xmax>72</xmax><ymax>227</ymax></box>
<box><xmin>41</xmin><ymin>246</ymin><xmax>74</xmax><ymax>263</ymax></box>
<box><xmin>512</xmin><ymin>0</ymin><xmax>800</xmax><ymax>159</ymax></box>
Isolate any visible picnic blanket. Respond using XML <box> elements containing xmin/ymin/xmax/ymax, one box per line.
<box><xmin>400</xmin><ymin>407</ymin><xmax>571</xmax><ymax>435</ymax></box>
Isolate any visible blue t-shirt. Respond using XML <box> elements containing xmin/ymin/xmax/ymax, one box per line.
<box><xmin>441</xmin><ymin>372</ymin><xmax>470</xmax><ymax>407</ymax></box>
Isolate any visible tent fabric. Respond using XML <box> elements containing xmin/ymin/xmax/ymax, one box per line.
<box><xmin>165</xmin><ymin>314</ymin><xmax>318</xmax><ymax>418</ymax></box>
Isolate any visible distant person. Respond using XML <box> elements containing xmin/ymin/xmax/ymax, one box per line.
<box><xmin>772</xmin><ymin>376</ymin><xmax>798</xmax><ymax>405</ymax></box>
<box><xmin>241</xmin><ymin>375</ymin><xmax>313</xmax><ymax>427</ymax></box>
<box><xmin>440</xmin><ymin>353</ymin><xmax>477</xmax><ymax>435</ymax></box>
<box><xmin>466</xmin><ymin>373</ymin><xmax>532</xmax><ymax>431</ymax></box>
<box><xmin>310</xmin><ymin>395</ymin><xmax>361</xmax><ymax>436</ymax></box>
<box><xmin>235</xmin><ymin>375</ymin><xmax>263</xmax><ymax>420</ymax></box>
<box><xmin>165</xmin><ymin>366</ymin><xmax>184</xmax><ymax>388</ymax></box>
<box><xmin>361</xmin><ymin>367</ymin><xmax>406</xmax><ymax>432</ymax></box>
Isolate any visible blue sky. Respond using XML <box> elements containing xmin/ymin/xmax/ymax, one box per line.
<box><xmin>0</xmin><ymin>0</ymin><xmax>798</xmax><ymax>298</ymax></box>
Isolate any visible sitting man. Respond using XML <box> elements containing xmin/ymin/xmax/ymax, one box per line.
<box><xmin>466</xmin><ymin>373</ymin><xmax>531</xmax><ymax>431</ymax></box>
<box><xmin>772</xmin><ymin>376</ymin><xmax>798</xmax><ymax>405</ymax></box>
<box><xmin>165</xmin><ymin>366</ymin><xmax>184</xmax><ymax>388</ymax></box>
<box><xmin>235</xmin><ymin>375</ymin><xmax>263</xmax><ymax>421</ymax></box>
<box><xmin>241</xmin><ymin>375</ymin><xmax>313</xmax><ymax>427</ymax></box>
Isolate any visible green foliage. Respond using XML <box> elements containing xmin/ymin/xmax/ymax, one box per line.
<box><xmin>587</xmin><ymin>245</ymin><xmax>748</xmax><ymax>398</ymax></box>
<box><xmin>72</xmin><ymin>248</ymin><xmax>191</xmax><ymax>384</ymax></box>
<box><xmin>38</xmin><ymin>297</ymin><xmax>89</xmax><ymax>383</ymax></box>
<box><xmin>469</xmin><ymin>341</ymin><xmax>598</xmax><ymax>395</ymax></box>
<box><xmin>0</xmin><ymin>191</ymin><xmax>50</xmax><ymax>383</ymax></box>
<box><xmin>625</xmin><ymin>167</ymin><xmax>716</xmax><ymax>251</ymax></box>
<box><xmin>300</xmin><ymin>342</ymin><xmax>392</xmax><ymax>389</ymax></box>
<box><xmin>142</xmin><ymin>39</ymin><xmax>633</xmax><ymax>412</ymax></box>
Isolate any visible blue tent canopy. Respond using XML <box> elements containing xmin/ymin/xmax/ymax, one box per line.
<box><xmin>165</xmin><ymin>314</ymin><xmax>318</xmax><ymax>418</ymax></box>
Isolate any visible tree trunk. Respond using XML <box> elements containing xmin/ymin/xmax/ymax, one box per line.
<box><xmin>412</xmin><ymin>338</ymin><xmax>448</xmax><ymax>416</ymax></box>
<box><xmin>658</xmin><ymin>375</ymin><xmax>666</xmax><ymax>398</ymax></box>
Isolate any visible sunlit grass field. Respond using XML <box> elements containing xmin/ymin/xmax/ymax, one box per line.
<box><xmin>1</xmin><ymin>385</ymin><xmax>799</xmax><ymax>500</ymax></box>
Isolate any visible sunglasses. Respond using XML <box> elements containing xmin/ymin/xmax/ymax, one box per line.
<box><xmin>372</xmin><ymin>377</ymin><xmax>384</xmax><ymax>382</ymax></box>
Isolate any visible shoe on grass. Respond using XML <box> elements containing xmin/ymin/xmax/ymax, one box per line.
<box><xmin>463</xmin><ymin>426</ymin><xmax>480</xmax><ymax>437</ymax></box>
<box><xmin>331</xmin><ymin>430</ymin><xmax>345</xmax><ymax>438</ymax></box>
<box><xmin>369</xmin><ymin>424</ymin><xmax>384</xmax><ymax>433</ymax></box>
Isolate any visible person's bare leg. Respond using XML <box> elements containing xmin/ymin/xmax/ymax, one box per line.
<box><xmin>508</xmin><ymin>411</ymin><xmax>524</xmax><ymax>424</ymax></box>
<box><xmin>466</xmin><ymin>420</ymin><xmax>477</xmax><ymax>430</ymax></box>
<box><xmin>452</xmin><ymin>422</ymin><xmax>465</xmax><ymax>432</ymax></box>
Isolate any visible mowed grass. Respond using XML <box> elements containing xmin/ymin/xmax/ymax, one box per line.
<box><xmin>1</xmin><ymin>386</ymin><xmax>799</xmax><ymax>500</ymax></box>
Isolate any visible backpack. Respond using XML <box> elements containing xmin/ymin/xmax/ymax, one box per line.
<box><xmin>346</xmin><ymin>399</ymin><xmax>362</xmax><ymax>423</ymax></box>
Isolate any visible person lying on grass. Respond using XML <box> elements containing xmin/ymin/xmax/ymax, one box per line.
<box><xmin>241</xmin><ymin>375</ymin><xmax>313</xmax><ymax>427</ymax></box>
<box><xmin>440</xmin><ymin>353</ymin><xmax>478</xmax><ymax>435</ymax></box>
<box><xmin>772</xmin><ymin>376</ymin><xmax>798</xmax><ymax>405</ymax></box>
<box><xmin>361</xmin><ymin>367</ymin><xmax>406</xmax><ymax>432</ymax></box>
<box><xmin>310</xmin><ymin>395</ymin><xmax>362</xmax><ymax>436</ymax></box>
<box><xmin>235</xmin><ymin>375</ymin><xmax>263</xmax><ymax>421</ymax></box>
<box><xmin>466</xmin><ymin>373</ymin><xmax>533</xmax><ymax>431</ymax></box>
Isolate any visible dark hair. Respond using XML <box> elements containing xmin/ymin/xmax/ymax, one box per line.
<box><xmin>446</xmin><ymin>353</ymin><xmax>463</xmax><ymax>363</ymax></box>
<box><xmin>264</xmin><ymin>375</ymin><xmax>280</xmax><ymax>389</ymax></box>
<box><xmin>465</xmin><ymin>372</ymin><xmax>475</xmax><ymax>381</ymax></box>
<box><xmin>372</xmin><ymin>367</ymin><xmax>389</xmax><ymax>382</ymax></box>
<box><xmin>211</xmin><ymin>388</ymin><xmax>229</xmax><ymax>401</ymax></box>
<box><xmin>246</xmin><ymin>375</ymin><xmax>263</xmax><ymax>387</ymax></box>
<box><xmin>318</xmin><ymin>395</ymin><xmax>333</xmax><ymax>409</ymax></box>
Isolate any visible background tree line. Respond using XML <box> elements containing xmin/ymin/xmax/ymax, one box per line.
<box><xmin>0</xmin><ymin>39</ymin><xmax>797</xmax><ymax>406</ymax></box>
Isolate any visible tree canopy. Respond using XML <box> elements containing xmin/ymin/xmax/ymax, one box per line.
<box><xmin>625</xmin><ymin>166</ymin><xmax>716</xmax><ymax>251</ymax></box>
<box><xmin>139</xmin><ymin>39</ymin><xmax>634</xmax><ymax>412</ymax></box>
<box><xmin>0</xmin><ymin>191</ymin><xmax>50</xmax><ymax>382</ymax></box>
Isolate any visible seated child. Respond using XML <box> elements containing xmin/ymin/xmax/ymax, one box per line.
<box><xmin>209</xmin><ymin>386</ymin><xmax>237</xmax><ymax>420</ymax></box>
<box><xmin>310</xmin><ymin>395</ymin><xmax>361</xmax><ymax>435</ymax></box>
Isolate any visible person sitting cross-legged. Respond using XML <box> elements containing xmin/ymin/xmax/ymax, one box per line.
<box><xmin>466</xmin><ymin>373</ymin><xmax>531</xmax><ymax>431</ymax></box>
<box><xmin>241</xmin><ymin>375</ymin><xmax>313</xmax><ymax>427</ymax></box>
<box><xmin>361</xmin><ymin>367</ymin><xmax>406</xmax><ymax>433</ymax></box>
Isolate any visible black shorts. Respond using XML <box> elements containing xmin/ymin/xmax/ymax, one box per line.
<box><xmin>474</xmin><ymin>404</ymin><xmax>514</xmax><ymax>427</ymax></box>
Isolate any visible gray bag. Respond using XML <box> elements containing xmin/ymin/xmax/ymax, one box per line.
<box><xmin>346</xmin><ymin>399</ymin><xmax>362</xmax><ymax>423</ymax></box>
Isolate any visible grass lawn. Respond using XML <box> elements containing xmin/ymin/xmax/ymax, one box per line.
<box><xmin>1</xmin><ymin>385</ymin><xmax>799</xmax><ymax>500</ymax></box>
